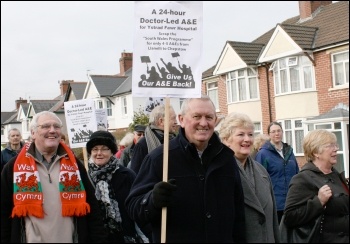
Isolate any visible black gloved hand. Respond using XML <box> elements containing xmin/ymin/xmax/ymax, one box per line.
<box><xmin>152</xmin><ymin>179</ymin><xmax>177</xmax><ymax>209</ymax></box>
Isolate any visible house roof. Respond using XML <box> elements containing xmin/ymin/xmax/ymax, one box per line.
<box><xmin>281</xmin><ymin>1</ymin><xmax>349</xmax><ymax>49</ymax></box>
<box><xmin>113</xmin><ymin>68</ymin><xmax>133</xmax><ymax>95</ymax></box>
<box><xmin>307</xmin><ymin>108</ymin><xmax>349</xmax><ymax>121</ymax></box>
<box><xmin>253</xmin><ymin>1</ymin><xmax>348</xmax><ymax>49</ymax></box>
<box><xmin>28</xmin><ymin>100</ymin><xmax>61</xmax><ymax>115</ymax></box>
<box><xmin>227</xmin><ymin>41</ymin><xmax>266</xmax><ymax>65</ymax></box>
<box><xmin>205</xmin><ymin>1</ymin><xmax>348</xmax><ymax>77</ymax></box>
<box><xmin>90</xmin><ymin>75</ymin><xmax>128</xmax><ymax>97</ymax></box>
<box><xmin>202</xmin><ymin>65</ymin><xmax>216</xmax><ymax>79</ymax></box>
<box><xmin>70</xmin><ymin>82</ymin><xmax>87</xmax><ymax>100</ymax></box>
<box><xmin>1</xmin><ymin>111</ymin><xmax>20</xmax><ymax>125</ymax></box>
<box><xmin>279</xmin><ymin>24</ymin><xmax>318</xmax><ymax>50</ymax></box>
<box><xmin>21</xmin><ymin>103</ymin><xmax>30</xmax><ymax>115</ymax></box>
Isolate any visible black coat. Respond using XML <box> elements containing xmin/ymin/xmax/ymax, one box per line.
<box><xmin>284</xmin><ymin>162</ymin><xmax>349</xmax><ymax>243</ymax></box>
<box><xmin>125</xmin><ymin>128</ymin><xmax>246</xmax><ymax>243</ymax></box>
<box><xmin>90</xmin><ymin>164</ymin><xmax>139</xmax><ymax>243</ymax></box>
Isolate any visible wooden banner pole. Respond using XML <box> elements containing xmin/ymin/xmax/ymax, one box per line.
<box><xmin>161</xmin><ymin>97</ymin><xmax>170</xmax><ymax>243</ymax></box>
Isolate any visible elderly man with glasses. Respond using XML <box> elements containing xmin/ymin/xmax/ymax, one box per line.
<box><xmin>1</xmin><ymin>111</ymin><xmax>107</xmax><ymax>243</ymax></box>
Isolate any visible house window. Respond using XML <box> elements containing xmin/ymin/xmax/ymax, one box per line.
<box><xmin>226</xmin><ymin>67</ymin><xmax>258</xmax><ymax>103</ymax></box>
<box><xmin>95</xmin><ymin>100</ymin><xmax>103</xmax><ymax>109</ymax></box>
<box><xmin>106</xmin><ymin>101</ymin><xmax>112</xmax><ymax>116</ymax></box>
<box><xmin>25</xmin><ymin>120</ymin><xmax>30</xmax><ymax>132</ymax></box>
<box><xmin>271</xmin><ymin>55</ymin><xmax>314</xmax><ymax>95</ymax></box>
<box><xmin>207</xmin><ymin>81</ymin><xmax>219</xmax><ymax>111</ymax></box>
<box><xmin>253</xmin><ymin>122</ymin><xmax>262</xmax><ymax>136</ymax></box>
<box><xmin>332</xmin><ymin>50</ymin><xmax>349</xmax><ymax>86</ymax></box>
<box><xmin>1</xmin><ymin>127</ymin><xmax>4</xmax><ymax>136</ymax></box>
<box><xmin>278</xmin><ymin>119</ymin><xmax>305</xmax><ymax>155</ymax></box>
<box><xmin>122</xmin><ymin>96</ymin><xmax>127</xmax><ymax>116</ymax></box>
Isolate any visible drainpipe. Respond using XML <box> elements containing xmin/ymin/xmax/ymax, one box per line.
<box><xmin>265</xmin><ymin>63</ymin><xmax>272</xmax><ymax>123</ymax></box>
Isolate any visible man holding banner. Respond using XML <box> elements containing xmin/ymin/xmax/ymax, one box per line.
<box><xmin>125</xmin><ymin>95</ymin><xmax>246</xmax><ymax>243</ymax></box>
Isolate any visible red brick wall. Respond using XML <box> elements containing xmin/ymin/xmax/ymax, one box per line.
<box><xmin>258</xmin><ymin>65</ymin><xmax>276</xmax><ymax>134</ymax></box>
<box><xmin>299</xmin><ymin>1</ymin><xmax>332</xmax><ymax>20</ymax></box>
<box><xmin>314</xmin><ymin>51</ymin><xmax>349</xmax><ymax>113</ymax></box>
<box><xmin>119</xmin><ymin>52</ymin><xmax>133</xmax><ymax>76</ymax></box>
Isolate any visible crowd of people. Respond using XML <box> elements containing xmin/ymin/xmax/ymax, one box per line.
<box><xmin>1</xmin><ymin>96</ymin><xmax>348</xmax><ymax>243</ymax></box>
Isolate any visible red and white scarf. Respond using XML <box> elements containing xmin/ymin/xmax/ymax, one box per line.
<box><xmin>12</xmin><ymin>142</ymin><xmax>90</xmax><ymax>218</ymax></box>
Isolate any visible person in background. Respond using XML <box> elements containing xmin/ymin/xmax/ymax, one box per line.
<box><xmin>283</xmin><ymin>129</ymin><xmax>349</xmax><ymax>243</ymax></box>
<box><xmin>255</xmin><ymin>121</ymin><xmax>299</xmax><ymax>223</ymax></box>
<box><xmin>86</xmin><ymin>130</ymin><xmax>145</xmax><ymax>243</ymax></box>
<box><xmin>129</xmin><ymin>104</ymin><xmax>177</xmax><ymax>174</ymax></box>
<box><xmin>1</xmin><ymin>128</ymin><xmax>24</xmax><ymax>172</ymax></box>
<box><xmin>1</xmin><ymin>111</ymin><xmax>107</xmax><ymax>243</ymax></box>
<box><xmin>115</xmin><ymin>132</ymin><xmax>134</xmax><ymax>159</ymax></box>
<box><xmin>251</xmin><ymin>133</ymin><xmax>270</xmax><ymax>159</ymax></box>
<box><xmin>119</xmin><ymin>124</ymin><xmax>146</xmax><ymax>167</ymax></box>
<box><xmin>128</xmin><ymin>104</ymin><xmax>178</xmax><ymax>241</ymax></box>
<box><xmin>125</xmin><ymin>95</ymin><xmax>246</xmax><ymax>243</ymax></box>
<box><xmin>60</xmin><ymin>134</ymin><xmax>68</xmax><ymax>145</ymax></box>
<box><xmin>219</xmin><ymin>112</ymin><xmax>280</xmax><ymax>243</ymax></box>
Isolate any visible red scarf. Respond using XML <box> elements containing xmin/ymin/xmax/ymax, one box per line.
<box><xmin>12</xmin><ymin>142</ymin><xmax>90</xmax><ymax>218</ymax></box>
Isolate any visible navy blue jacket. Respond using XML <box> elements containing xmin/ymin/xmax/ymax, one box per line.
<box><xmin>255</xmin><ymin>141</ymin><xmax>299</xmax><ymax>211</ymax></box>
<box><xmin>125</xmin><ymin>128</ymin><xmax>246</xmax><ymax>243</ymax></box>
<box><xmin>1</xmin><ymin>142</ymin><xmax>24</xmax><ymax>172</ymax></box>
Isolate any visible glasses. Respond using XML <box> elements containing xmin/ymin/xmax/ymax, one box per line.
<box><xmin>269</xmin><ymin>130</ymin><xmax>282</xmax><ymax>134</ymax></box>
<box><xmin>37</xmin><ymin>123</ymin><xmax>62</xmax><ymax>130</ymax></box>
<box><xmin>324</xmin><ymin>143</ymin><xmax>339</xmax><ymax>150</ymax></box>
<box><xmin>91</xmin><ymin>147</ymin><xmax>111</xmax><ymax>153</ymax></box>
<box><xmin>135</xmin><ymin>132</ymin><xmax>144</xmax><ymax>137</ymax></box>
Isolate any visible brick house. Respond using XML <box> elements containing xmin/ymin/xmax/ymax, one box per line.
<box><xmin>201</xmin><ymin>1</ymin><xmax>349</xmax><ymax>177</ymax></box>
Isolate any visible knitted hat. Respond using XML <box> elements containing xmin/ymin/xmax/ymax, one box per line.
<box><xmin>86</xmin><ymin>130</ymin><xmax>118</xmax><ymax>154</ymax></box>
<box><xmin>134</xmin><ymin>124</ymin><xmax>146</xmax><ymax>132</ymax></box>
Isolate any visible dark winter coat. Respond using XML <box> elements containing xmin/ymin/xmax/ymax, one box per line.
<box><xmin>119</xmin><ymin>142</ymin><xmax>135</xmax><ymax>167</ymax></box>
<box><xmin>1</xmin><ymin>142</ymin><xmax>24</xmax><ymax>172</ymax></box>
<box><xmin>125</xmin><ymin>128</ymin><xmax>246</xmax><ymax>243</ymax></box>
<box><xmin>129</xmin><ymin>127</ymin><xmax>176</xmax><ymax>174</ymax></box>
<box><xmin>88</xmin><ymin>163</ymin><xmax>139</xmax><ymax>243</ymax></box>
<box><xmin>284</xmin><ymin>162</ymin><xmax>349</xmax><ymax>243</ymax></box>
<box><xmin>255</xmin><ymin>141</ymin><xmax>299</xmax><ymax>211</ymax></box>
<box><xmin>0</xmin><ymin>144</ymin><xmax>108</xmax><ymax>243</ymax></box>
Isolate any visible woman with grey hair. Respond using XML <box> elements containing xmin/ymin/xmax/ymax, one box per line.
<box><xmin>283</xmin><ymin>129</ymin><xmax>349</xmax><ymax>243</ymax></box>
<box><xmin>219</xmin><ymin>112</ymin><xmax>280</xmax><ymax>243</ymax></box>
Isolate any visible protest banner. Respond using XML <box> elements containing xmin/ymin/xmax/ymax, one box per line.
<box><xmin>133</xmin><ymin>2</ymin><xmax>203</xmax><ymax>242</ymax></box>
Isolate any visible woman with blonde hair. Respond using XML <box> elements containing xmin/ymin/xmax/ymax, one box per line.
<box><xmin>219</xmin><ymin>112</ymin><xmax>280</xmax><ymax>243</ymax></box>
<box><xmin>283</xmin><ymin>129</ymin><xmax>349</xmax><ymax>243</ymax></box>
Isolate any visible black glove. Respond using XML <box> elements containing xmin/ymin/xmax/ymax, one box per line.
<box><xmin>152</xmin><ymin>179</ymin><xmax>177</xmax><ymax>209</ymax></box>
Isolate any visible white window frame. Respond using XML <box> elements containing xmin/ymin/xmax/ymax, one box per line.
<box><xmin>287</xmin><ymin>56</ymin><xmax>298</xmax><ymax>66</ymax></box>
<box><xmin>95</xmin><ymin>100</ymin><xmax>103</xmax><ymax>109</ymax></box>
<box><xmin>331</xmin><ymin>50</ymin><xmax>349</xmax><ymax>87</ymax></box>
<box><xmin>122</xmin><ymin>96</ymin><xmax>127</xmax><ymax>116</ymax></box>
<box><xmin>226</xmin><ymin>67</ymin><xmax>259</xmax><ymax>103</ymax></box>
<box><xmin>271</xmin><ymin>55</ymin><xmax>315</xmax><ymax>95</ymax></box>
<box><xmin>253</xmin><ymin>122</ymin><xmax>262</xmax><ymax>137</ymax></box>
<box><xmin>207</xmin><ymin>81</ymin><xmax>219</xmax><ymax>111</ymax></box>
<box><xmin>277</xmin><ymin>118</ymin><xmax>306</xmax><ymax>156</ymax></box>
<box><xmin>106</xmin><ymin>100</ymin><xmax>112</xmax><ymax>116</ymax></box>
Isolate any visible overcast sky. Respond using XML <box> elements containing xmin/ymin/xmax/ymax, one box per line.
<box><xmin>1</xmin><ymin>1</ymin><xmax>299</xmax><ymax>111</ymax></box>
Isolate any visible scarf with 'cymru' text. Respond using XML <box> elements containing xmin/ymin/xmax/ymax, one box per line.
<box><xmin>12</xmin><ymin>141</ymin><xmax>90</xmax><ymax>218</ymax></box>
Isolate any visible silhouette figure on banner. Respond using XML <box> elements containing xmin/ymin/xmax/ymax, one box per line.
<box><xmin>138</xmin><ymin>54</ymin><xmax>195</xmax><ymax>88</ymax></box>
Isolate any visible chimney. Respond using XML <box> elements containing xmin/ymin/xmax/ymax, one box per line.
<box><xmin>299</xmin><ymin>1</ymin><xmax>332</xmax><ymax>20</ymax></box>
<box><xmin>15</xmin><ymin>97</ymin><xmax>27</xmax><ymax>110</ymax></box>
<box><xmin>119</xmin><ymin>52</ymin><xmax>133</xmax><ymax>76</ymax></box>
<box><xmin>60</xmin><ymin>80</ymin><xmax>72</xmax><ymax>95</ymax></box>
